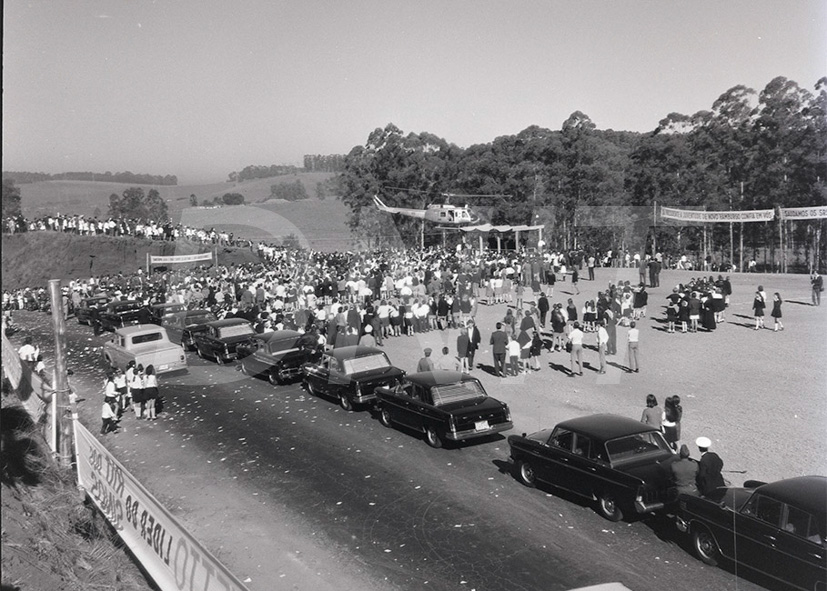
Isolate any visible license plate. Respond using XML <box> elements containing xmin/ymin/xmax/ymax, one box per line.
<box><xmin>475</xmin><ymin>420</ymin><xmax>489</xmax><ymax>431</ymax></box>
<box><xmin>159</xmin><ymin>364</ymin><xmax>169</xmax><ymax>370</ymax></box>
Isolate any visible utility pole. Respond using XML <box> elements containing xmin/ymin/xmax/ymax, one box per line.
<box><xmin>48</xmin><ymin>280</ymin><xmax>73</xmax><ymax>468</ymax></box>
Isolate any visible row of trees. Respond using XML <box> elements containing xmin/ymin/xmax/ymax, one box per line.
<box><xmin>268</xmin><ymin>180</ymin><xmax>309</xmax><ymax>201</ymax></box>
<box><xmin>108</xmin><ymin>187</ymin><xmax>169</xmax><ymax>221</ymax></box>
<box><xmin>303</xmin><ymin>154</ymin><xmax>345</xmax><ymax>172</ymax></box>
<box><xmin>228</xmin><ymin>165</ymin><xmax>300</xmax><ymax>183</ymax></box>
<box><xmin>338</xmin><ymin>76</ymin><xmax>826</xmax><ymax>269</ymax></box>
<box><xmin>2</xmin><ymin>171</ymin><xmax>177</xmax><ymax>185</ymax></box>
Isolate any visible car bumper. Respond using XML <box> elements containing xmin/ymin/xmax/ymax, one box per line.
<box><xmin>634</xmin><ymin>498</ymin><xmax>666</xmax><ymax>514</ymax></box>
<box><xmin>446</xmin><ymin>421</ymin><xmax>513</xmax><ymax>441</ymax></box>
<box><xmin>352</xmin><ymin>393</ymin><xmax>377</xmax><ymax>405</ymax></box>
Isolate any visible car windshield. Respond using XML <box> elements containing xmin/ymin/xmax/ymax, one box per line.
<box><xmin>431</xmin><ymin>380</ymin><xmax>487</xmax><ymax>406</ymax></box>
<box><xmin>219</xmin><ymin>324</ymin><xmax>255</xmax><ymax>338</ymax></box>
<box><xmin>342</xmin><ymin>353</ymin><xmax>391</xmax><ymax>375</ymax></box>
<box><xmin>186</xmin><ymin>312</ymin><xmax>216</xmax><ymax>326</ymax></box>
<box><xmin>605</xmin><ymin>431</ymin><xmax>672</xmax><ymax>464</ymax></box>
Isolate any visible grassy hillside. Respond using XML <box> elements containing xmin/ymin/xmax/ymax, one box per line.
<box><xmin>14</xmin><ymin>172</ymin><xmax>355</xmax><ymax>251</ymax></box>
<box><xmin>1</xmin><ymin>233</ymin><xmax>261</xmax><ymax>290</ymax></box>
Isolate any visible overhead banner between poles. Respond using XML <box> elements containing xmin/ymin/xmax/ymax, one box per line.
<box><xmin>778</xmin><ymin>206</ymin><xmax>827</xmax><ymax>220</ymax></box>
<box><xmin>660</xmin><ymin>206</ymin><xmax>775</xmax><ymax>223</ymax></box>
<box><xmin>148</xmin><ymin>252</ymin><xmax>214</xmax><ymax>265</ymax></box>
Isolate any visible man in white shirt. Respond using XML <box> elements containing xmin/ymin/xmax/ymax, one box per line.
<box><xmin>627</xmin><ymin>321</ymin><xmax>640</xmax><ymax>373</ymax></box>
<box><xmin>596</xmin><ymin>321</ymin><xmax>609</xmax><ymax>374</ymax></box>
<box><xmin>568</xmin><ymin>322</ymin><xmax>584</xmax><ymax>377</ymax></box>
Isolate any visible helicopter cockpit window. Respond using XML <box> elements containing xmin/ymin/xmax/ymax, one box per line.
<box><xmin>440</xmin><ymin>211</ymin><xmax>447</xmax><ymax>218</ymax></box>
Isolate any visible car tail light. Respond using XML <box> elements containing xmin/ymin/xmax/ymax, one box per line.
<box><xmin>448</xmin><ymin>415</ymin><xmax>456</xmax><ymax>433</ymax></box>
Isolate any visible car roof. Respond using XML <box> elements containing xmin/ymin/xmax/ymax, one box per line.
<box><xmin>756</xmin><ymin>476</ymin><xmax>827</xmax><ymax>519</ymax></box>
<box><xmin>257</xmin><ymin>330</ymin><xmax>302</xmax><ymax>343</ymax></box>
<box><xmin>114</xmin><ymin>324</ymin><xmax>166</xmax><ymax>336</ymax></box>
<box><xmin>206</xmin><ymin>318</ymin><xmax>251</xmax><ymax>328</ymax></box>
<box><xmin>110</xmin><ymin>299</ymin><xmax>141</xmax><ymax>306</ymax></box>
<box><xmin>405</xmin><ymin>371</ymin><xmax>478</xmax><ymax>387</ymax></box>
<box><xmin>151</xmin><ymin>302</ymin><xmax>184</xmax><ymax>309</ymax></box>
<box><xmin>554</xmin><ymin>414</ymin><xmax>660</xmax><ymax>441</ymax></box>
<box><xmin>328</xmin><ymin>345</ymin><xmax>385</xmax><ymax>361</ymax></box>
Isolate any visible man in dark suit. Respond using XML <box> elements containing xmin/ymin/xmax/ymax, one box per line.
<box><xmin>537</xmin><ymin>293</ymin><xmax>550</xmax><ymax>328</ymax></box>
<box><xmin>695</xmin><ymin>437</ymin><xmax>725</xmax><ymax>496</ymax></box>
<box><xmin>467</xmin><ymin>320</ymin><xmax>482</xmax><ymax>370</ymax></box>
<box><xmin>489</xmin><ymin>322</ymin><xmax>508</xmax><ymax>377</ymax></box>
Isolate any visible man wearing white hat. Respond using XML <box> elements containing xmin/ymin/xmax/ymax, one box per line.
<box><xmin>695</xmin><ymin>436</ymin><xmax>725</xmax><ymax>496</ymax></box>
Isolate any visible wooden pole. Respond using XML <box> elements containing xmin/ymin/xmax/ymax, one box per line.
<box><xmin>48</xmin><ymin>280</ymin><xmax>73</xmax><ymax>468</ymax></box>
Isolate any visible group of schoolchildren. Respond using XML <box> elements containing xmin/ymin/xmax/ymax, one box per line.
<box><xmin>100</xmin><ymin>361</ymin><xmax>160</xmax><ymax>435</ymax></box>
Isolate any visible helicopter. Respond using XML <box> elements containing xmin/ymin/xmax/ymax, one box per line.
<box><xmin>373</xmin><ymin>189</ymin><xmax>506</xmax><ymax>226</ymax></box>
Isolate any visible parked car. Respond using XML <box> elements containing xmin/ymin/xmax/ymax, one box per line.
<box><xmin>75</xmin><ymin>295</ymin><xmax>111</xmax><ymax>325</ymax></box>
<box><xmin>102</xmin><ymin>324</ymin><xmax>188</xmax><ymax>374</ymax></box>
<box><xmin>161</xmin><ymin>309</ymin><xmax>218</xmax><ymax>350</ymax></box>
<box><xmin>239</xmin><ymin>330</ymin><xmax>323</xmax><ymax>385</ymax></box>
<box><xmin>374</xmin><ymin>371</ymin><xmax>513</xmax><ymax>448</ymax></box>
<box><xmin>192</xmin><ymin>318</ymin><xmax>256</xmax><ymax>364</ymax></box>
<box><xmin>94</xmin><ymin>300</ymin><xmax>151</xmax><ymax>333</ymax></box>
<box><xmin>148</xmin><ymin>302</ymin><xmax>187</xmax><ymax>325</ymax></box>
<box><xmin>508</xmin><ymin>414</ymin><xmax>677</xmax><ymax>521</ymax></box>
<box><xmin>676</xmin><ymin>476</ymin><xmax>826</xmax><ymax>591</ymax></box>
<box><xmin>302</xmin><ymin>345</ymin><xmax>405</xmax><ymax>411</ymax></box>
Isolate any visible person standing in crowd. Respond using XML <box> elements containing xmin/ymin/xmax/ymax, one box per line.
<box><xmin>506</xmin><ymin>335</ymin><xmax>521</xmax><ymax>376</ymax></box>
<box><xmin>695</xmin><ymin>436</ymin><xmax>726</xmax><ymax>496</ymax></box>
<box><xmin>812</xmin><ymin>273</ymin><xmax>823</xmax><ymax>306</ymax></box>
<box><xmin>435</xmin><ymin>346</ymin><xmax>459</xmax><ymax>371</ymax></box>
<box><xmin>596</xmin><ymin>320</ymin><xmax>608</xmax><ymax>374</ymax></box>
<box><xmin>104</xmin><ymin>373</ymin><xmax>118</xmax><ymax>408</ymax></box>
<box><xmin>670</xmin><ymin>444</ymin><xmax>699</xmax><ymax>496</ymax></box>
<box><xmin>551</xmin><ymin>304</ymin><xmax>566</xmax><ymax>352</ymax></box>
<box><xmin>490</xmin><ymin>322</ymin><xmax>508</xmax><ymax>377</ymax></box>
<box><xmin>457</xmin><ymin>327</ymin><xmax>470</xmax><ymax>373</ymax></box>
<box><xmin>770</xmin><ymin>292</ymin><xmax>784</xmax><ymax>331</ymax></box>
<box><xmin>571</xmin><ymin>267</ymin><xmax>580</xmax><ymax>295</ymax></box>
<box><xmin>130</xmin><ymin>364</ymin><xmax>145</xmax><ymax>418</ymax></box>
<box><xmin>101</xmin><ymin>397</ymin><xmax>118</xmax><ymax>435</ymax></box>
<box><xmin>627</xmin><ymin>321</ymin><xmax>640</xmax><ymax>373</ymax></box>
<box><xmin>587</xmin><ymin>254</ymin><xmax>596</xmax><ymax>281</ymax></box>
<box><xmin>113</xmin><ymin>368</ymin><xmax>127</xmax><ymax>416</ymax></box>
<box><xmin>144</xmin><ymin>365</ymin><xmax>159</xmax><ymax>420</ymax></box>
<box><xmin>568</xmin><ymin>321</ymin><xmax>584</xmax><ymax>377</ymax></box>
<box><xmin>517</xmin><ymin>327</ymin><xmax>532</xmax><ymax>374</ymax></box>
<box><xmin>603</xmin><ymin>307</ymin><xmax>617</xmax><ymax>356</ymax></box>
<box><xmin>752</xmin><ymin>289</ymin><xmax>766</xmax><ymax>330</ymax></box>
<box><xmin>632</xmin><ymin>285</ymin><xmax>648</xmax><ymax>320</ymax></box>
<box><xmin>417</xmin><ymin>348</ymin><xmax>434</xmax><ymax>372</ymax></box>
<box><xmin>467</xmin><ymin>320</ymin><xmax>481</xmax><ymax>370</ymax></box>
<box><xmin>688</xmin><ymin>292</ymin><xmax>701</xmax><ymax>333</ymax></box>
<box><xmin>529</xmin><ymin>329</ymin><xmax>543</xmax><ymax>371</ymax></box>
<box><xmin>537</xmin><ymin>292</ymin><xmax>550</xmax><ymax>328</ymax></box>
<box><xmin>662</xmin><ymin>395</ymin><xmax>682</xmax><ymax>450</ymax></box>
<box><xmin>640</xmin><ymin>394</ymin><xmax>663</xmax><ymax>430</ymax></box>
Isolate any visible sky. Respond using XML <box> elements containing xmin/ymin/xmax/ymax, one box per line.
<box><xmin>3</xmin><ymin>0</ymin><xmax>826</xmax><ymax>185</ymax></box>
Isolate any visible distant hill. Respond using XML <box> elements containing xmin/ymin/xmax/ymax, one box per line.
<box><xmin>11</xmin><ymin>172</ymin><xmax>355</xmax><ymax>251</ymax></box>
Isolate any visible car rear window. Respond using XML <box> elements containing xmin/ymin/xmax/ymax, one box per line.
<box><xmin>186</xmin><ymin>312</ymin><xmax>216</xmax><ymax>326</ymax></box>
<box><xmin>132</xmin><ymin>332</ymin><xmax>163</xmax><ymax>345</ymax></box>
<box><xmin>218</xmin><ymin>324</ymin><xmax>255</xmax><ymax>338</ymax></box>
<box><xmin>431</xmin><ymin>380</ymin><xmax>487</xmax><ymax>406</ymax></box>
<box><xmin>605</xmin><ymin>431</ymin><xmax>671</xmax><ymax>463</ymax></box>
<box><xmin>342</xmin><ymin>353</ymin><xmax>391</xmax><ymax>375</ymax></box>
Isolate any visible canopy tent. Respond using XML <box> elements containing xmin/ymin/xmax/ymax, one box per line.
<box><xmin>455</xmin><ymin>223</ymin><xmax>545</xmax><ymax>251</ymax></box>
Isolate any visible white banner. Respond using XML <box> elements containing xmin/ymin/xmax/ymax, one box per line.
<box><xmin>660</xmin><ymin>206</ymin><xmax>775</xmax><ymax>223</ymax></box>
<box><xmin>149</xmin><ymin>252</ymin><xmax>214</xmax><ymax>264</ymax></box>
<box><xmin>74</xmin><ymin>423</ymin><xmax>249</xmax><ymax>591</ymax></box>
<box><xmin>779</xmin><ymin>206</ymin><xmax>827</xmax><ymax>220</ymax></box>
<box><xmin>2</xmin><ymin>323</ymin><xmax>23</xmax><ymax>389</ymax></box>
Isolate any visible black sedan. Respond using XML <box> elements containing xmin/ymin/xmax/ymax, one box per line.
<box><xmin>374</xmin><ymin>371</ymin><xmax>513</xmax><ymax>448</ymax></box>
<box><xmin>508</xmin><ymin>414</ymin><xmax>677</xmax><ymax>521</ymax></box>
<box><xmin>75</xmin><ymin>295</ymin><xmax>111</xmax><ymax>325</ymax></box>
<box><xmin>676</xmin><ymin>476</ymin><xmax>826</xmax><ymax>591</ymax></box>
<box><xmin>95</xmin><ymin>300</ymin><xmax>151</xmax><ymax>333</ymax></box>
<box><xmin>240</xmin><ymin>330</ymin><xmax>322</xmax><ymax>385</ymax></box>
<box><xmin>161</xmin><ymin>309</ymin><xmax>217</xmax><ymax>350</ymax></box>
<box><xmin>302</xmin><ymin>345</ymin><xmax>405</xmax><ymax>411</ymax></box>
<box><xmin>192</xmin><ymin>318</ymin><xmax>256</xmax><ymax>364</ymax></box>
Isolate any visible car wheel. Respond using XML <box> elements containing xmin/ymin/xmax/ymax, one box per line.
<box><xmin>379</xmin><ymin>406</ymin><xmax>393</xmax><ymax>428</ymax></box>
<box><xmin>424</xmin><ymin>426</ymin><xmax>443</xmax><ymax>448</ymax></box>
<box><xmin>240</xmin><ymin>362</ymin><xmax>250</xmax><ymax>376</ymax></box>
<box><xmin>216</xmin><ymin>355</ymin><xmax>225</xmax><ymax>365</ymax></box>
<box><xmin>692</xmin><ymin>526</ymin><xmax>719</xmax><ymax>566</ymax></box>
<box><xmin>597</xmin><ymin>492</ymin><xmax>624</xmax><ymax>522</ymax></box>
<box><xmin>196</xmin><ymin>348</ymin><xmax>205</xmax><ymax>359</ymax></box>
<box><xmin>339</xmin><ymin>394</ymin><xmax>353</xmax><ymax>411</ymax></box>
<box><xmin>268</xmin><ymin>371</ymin><xmax>282</xmax><ymax>386</ymax></box>
<box><xmin>305</xmin><ymin>381</ymin><xmax>316</xmax><ymax>396</ymax></box>
<box><xmin>517</xmin><ymin>460</ymin><xmax>536</xmax><ymax>488</ymax></box>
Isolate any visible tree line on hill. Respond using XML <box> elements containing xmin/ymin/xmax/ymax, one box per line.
<box><xmin>227</xmin><ymin>155</ymin><xmax>345</xmax><ymax>183</ymax></box>
<box><xmin>1</xmin><ymin>171</ymin><xmax>178</xmax><ymax>185</ymax></box>
<box><xmin>339</xmin><ymin>75</ymin><xmax>827</xmax><ymax>266</ymax></box>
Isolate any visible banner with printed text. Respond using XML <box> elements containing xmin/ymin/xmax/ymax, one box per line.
<box><xmin>149</xmin><ymin>252</ymin><xmax>214</xmax><ymax>265</ymax></box>
<box><xmin>660</xmin><ymin>206</ymin><xmax>775</xmax><ymax>223</ymax></box>
<box><xmin>74</xmin><ymin>422</ymin><xmax>249</xmax><ymax>591</ymax></box>
<box><xmin>779</xmin><ymin>206</ymin><xmax>827</xmax><ymax>220</ymax></box>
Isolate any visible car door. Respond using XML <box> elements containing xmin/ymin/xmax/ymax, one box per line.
<box><xmin>534</xmin><ymin>428</ymin><xmax>577</xmax><ymax>490</ymax></box>
<box><xmin>564</xmin><ymin>433</ymin><xmax>604</xmax><ymax>498</ymax></box>
<box><xmin>735</xmin><ymin>493</ymin><xmax>787</xmax><ymax>576</ymax></box>
<box><xmin>383</xmin><ymin>383</ymin><xmax>418</xmax><ymax>428</ymax></box>
<box><xmin>305</xmin><ymin>354</ymin><xmax>332</xmax><ymax>394</ymax></box>
<box><xmin>773</xmin><ymin>504</ymin><xmax>827</xmax><ymax>590</ymax></box>
<box><xmin>162</xmin><ymin>316</ymin><xmax>183</xmax><ymax>344</ymax></box>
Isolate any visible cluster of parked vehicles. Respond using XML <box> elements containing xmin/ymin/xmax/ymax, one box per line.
<box><xmin>79</xmin><ymin>295</ymin><xmax>825</xmax><ymax>591</ymax></box>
